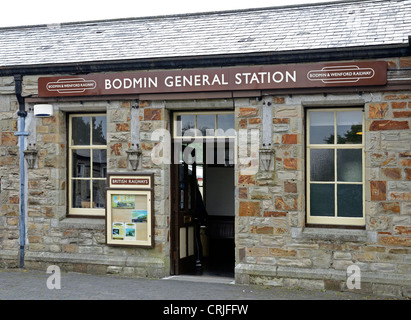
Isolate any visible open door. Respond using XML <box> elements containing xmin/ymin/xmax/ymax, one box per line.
<box><xmin>170</xmin><ymin>111</ymin><xmax>235</xmax><ymax>276</ymax></box>
<box><xmin>171</xmin><ymin>142</ymin><xmax>202</xmax><ymax>275</ymax></box>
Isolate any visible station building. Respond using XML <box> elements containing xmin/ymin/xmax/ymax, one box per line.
<box><xmin>0</xmin><ymin>0</ymin><xmax>410</xmax><ymax>297</ymax></box>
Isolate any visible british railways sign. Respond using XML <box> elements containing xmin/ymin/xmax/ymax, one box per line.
<box><xmin>38</xmin><ymin>61</ymin><xmax>387</xmax><ymax>97</ymax></box>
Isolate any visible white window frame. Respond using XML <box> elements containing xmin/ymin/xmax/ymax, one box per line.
<box><xmin>68</xmin><ymin>113</ymin><xmax>107</xmax><ymax>217</ymax></box>
<box><xmin>306</xmin><ymin>108</ymin><xmax>365</xmax><ymax>226</ymax></box>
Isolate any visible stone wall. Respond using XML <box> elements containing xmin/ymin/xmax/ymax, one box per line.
<box><xmin>0</xmin><ymin>80</ymin><xmax>171</xmax><ymax>277</ymax></box>
<box><xmin>234</xmin><ymin>90</ymin><xmax>411</xmax><ymax>298</ymax></box>
<box><xmin>0</xmin><ymin>77</ymin><xmax>20</xmax><ymax>266</ymax></box>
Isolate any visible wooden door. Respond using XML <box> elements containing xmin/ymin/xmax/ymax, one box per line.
<box><xmin>171</xmin><ymin>142</ymin><xmax>199</xmax><ymax>274</ymax></box>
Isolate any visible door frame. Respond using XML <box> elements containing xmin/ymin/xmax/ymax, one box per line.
<box><xmin>169</xmin><ymin>110</ymin><xmax>236</xmax><ymax>275</ymax></box>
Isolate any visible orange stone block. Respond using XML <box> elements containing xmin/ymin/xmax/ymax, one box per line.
<box><xmin>1</xmin><ymin>132</ymin><xmax>18</xmax><ymax>146</ymax></box>
<box><xmin>369</xmin><ymin>103</ymin><xmax>388</xmax><ymax>119</ymax></box>
<box><xmin>282</xmin><ymin>134</ymin><xmax>297</xmax><ymax>144</ymax></box>
<box><xmin>238</xmin><ymin>174</ymin><xmax>255</xmax><ymax>185</ymax></box>
<box><xmin>283</xmin><ymin>158</ymin><xmax>297</xmax><ymax>170</ymax></box>
<box><xmin>393</xmin><ymin>111</ymin><xmax>411</xmax><ymax>118</ymax></box>
<box><xmin>239</xmin><ymin>201</ymin><xmax>260</xmax><ymax>216</ymax></box>
<box><xmin>144</xmin><ymin>108</ymin><xmax>162</xmax><ymax>120</ymax></box>
<box><xmin>378</xmin><ymin>236</ymin><xmax>411</xmax><ymax>247</ymax></box>
<box><xmin>369</xmin><ymin>120</ymin><xmax>409</xmax><ymax>131</ymax></box>
<box><xmin>238</xmin><ymin>107</ymin><xmax>258</xmax><ymax>117</ymax></box>
<box><xmin>370</xmin><ymin>181</ymin><xmax>386</xmax><ymax>201</ymax></box>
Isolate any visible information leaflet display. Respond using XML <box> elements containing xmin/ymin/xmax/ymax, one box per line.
<box><xmin>106</xmin><ymin>173</ymin><xmax>154</xmax><ymax>247</ymax></box>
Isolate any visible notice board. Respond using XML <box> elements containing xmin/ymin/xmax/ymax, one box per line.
<box><xmin>106</xmin><ymin>173</ymin><xmax>154</xmax><ymax>247</ymax></box>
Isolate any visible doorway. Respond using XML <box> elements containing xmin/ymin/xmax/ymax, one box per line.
<box><xmin>170</xmin><ymin>111</ymin><xmax>235</xmax><ymax>277</ymax></box>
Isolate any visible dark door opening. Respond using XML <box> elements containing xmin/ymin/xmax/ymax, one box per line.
<box><xmin>171</xmin><ymin>139</ymin><xmax>235</xmax><ymax>277</ymax></box>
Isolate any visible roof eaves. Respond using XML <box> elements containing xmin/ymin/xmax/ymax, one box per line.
<box><xmin>1</xmin><ymin>41</ymin><xmax>410</xmax><ymax>77</ymax></box>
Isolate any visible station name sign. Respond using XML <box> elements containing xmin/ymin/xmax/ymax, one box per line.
<box><xmin>38</xmin><ymin>61</ymin><xmax>387</xmax><ymax>97</ymax></box>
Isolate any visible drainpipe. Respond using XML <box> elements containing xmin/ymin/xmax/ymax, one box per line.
<box><xmin>14</xmin><ymin>75</ymin><xmax>28</xmax><ymax>268</ymax></box>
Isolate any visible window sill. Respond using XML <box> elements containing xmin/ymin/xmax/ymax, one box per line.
<box><xmin>291</xmin><ymin>227</ymin><xmax>373</xmax><ymax>243</ymax></box>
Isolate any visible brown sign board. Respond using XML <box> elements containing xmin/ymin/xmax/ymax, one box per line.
<box><xmin>110</xmin><ymin>178</ymin><xmax>150</xmax><ymax>186</ymax></box>
<box><xmin>38</xmin><ymin>61</ymin><xmax>387</xmax><ymax>97</ymax></box>
<box><xmin>107</xmin><ymin>173</ymin><xmax>152</xmax><ymax>189</ymax></box>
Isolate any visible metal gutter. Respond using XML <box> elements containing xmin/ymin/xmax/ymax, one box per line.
<box><xmin>0</xmin><ymin>43</ymin><xmax>410</xmax><ymax>77</ymax></box>
<box><xmin>13</xmin><ymin>75</ymin><xmax>28</xmax><ymax>268</ymax></box>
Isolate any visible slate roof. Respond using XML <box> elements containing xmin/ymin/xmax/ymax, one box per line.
<box><xmin>0</xmin><ymin>0</ymin><xmax>410</xmax><ymax>69</ymax></box>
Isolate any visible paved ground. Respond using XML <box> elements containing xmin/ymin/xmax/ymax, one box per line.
<box><xmin>0</xmin><ymin>268</ymin><xmax>398</xmax><ymax>301</ymax></box>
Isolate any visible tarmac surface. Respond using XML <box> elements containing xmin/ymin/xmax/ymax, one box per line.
<box><xmin>0</xmin><ymin>268</ymin><xmax>400</xmax><ymax>301</ymax></box>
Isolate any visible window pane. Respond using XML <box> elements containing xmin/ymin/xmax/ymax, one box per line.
<box><xmin>337</xmin><ymin>149</ymin><xmax>362</xmax><ymax>182</ymax></box>
<box><xmin>310</xmin><ymin>184</ymin><xmax>334</xmax><ymax>216</ymax></box>
<box><xmin>180</xmin><ymin>115</ymin><xmax>195</xmax><ymax>137</ymax></box>
<box><xmin>217</xmin><ymin>114</ymin><xmax>235</xmax><ymax>136</ymax></box>
<box><xmin>72</xmin><ymin>116</ymin><xmax>90</xmax><ymax>145</ymax></box>
<box><xmin>197</xmin><ymin>114</ymin><xmax>215</xmax><ymax>136</ymax></box>
<box><xmin>92</xmin><ymin>116</ymin><xmax>107</xmax><ymax>145</ymax></box>
<box><xmin>337</xmin><ymin>111</ymin><xmax>362</xmax><ymax>144</ymax></box>
<box><xmin>310</xmin><ymin>149</ymin><xmax>334</xmax><ymax>181</ymax></box>
<box><xmin>93</xmin><ymin>180</ymin><xmax>106</xmax><ymax>208</ymax></box>
<box><xmin>92</xmin><ymin>149</ymin><xmax>107</xmax><ymax>178</ymax></box>
<box><xmin>72</xmin><ymin>180</ymin><xmax>91</xmax><ymax>208</ymax></box>
<box><xmin>72</xmin><ymin>150</ymin><xmax>90</xmax><ymax>178</ymax></box>
<box><xmin>337</xmin><ymin>184</ymin><xmax>363</xmax><ymax>217</ymax></box>
<box><xmin>309</xmin><ymin>111</ymin><xmax>334</xmax><ymax>144</ymax></box>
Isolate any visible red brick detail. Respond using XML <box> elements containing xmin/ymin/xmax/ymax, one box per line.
<box><xmin>248</xmin><ymin>118</ymin><xmax>261</xmax><ymax>124</ymax></box>
<box><xmin>381</xmin><ymin>168</ymin><xmax>402</xmax><ymax>180</ymax></box>
<box><xmin>394</xmin><ymin>226</ymin><xmax>411</xmax><ymax>235</ymax></box>
<box><xmin>370</xmin><ymin>181</ymin><xmax>386</xmax><ymax>201</ymax></box>
<box><xmin>239</xmin><ymin>201</ymin><xmax>260</xmax><ymax>216</ymax></box>
<box><xmin>116</xmin><ymin>123</ymin><xmax>130</xmax><ymax>131</ymax></box>
<box><xmin>378</xmin><ymin>236</ymin><xmax>411</xmax><ymax>247</ymax></box>
<box><xmin>282</xmin><ymin>134</ymin><xmax>297</xmax><ymax>144</ymax></box>
<box><xmin>263</xmin><ymin>211</ymin><xmax>287</xmax><ymax>217</ymax></box>
<box><xmin>239</xmin><ymin>187</ymin><xmax>248</xmax><ymax>199</ymax></box>
<box><xmin>273</xmin><ymin>97</ymin><xmax>285</xmax><ymax>104</ymax></box>
<box><xmin>284</xmin><ymin>181</ymin><xmax>297</xmax><ymax>193</ymax></box>
<box><xmin>9</xmin><ymin>196</ymin><xmax>19</xmax><ymax>204</ymax></box>
<box><xmin>384</xmin><ymin>94</ymin><xmax>411</xmax><ymax>100</ymax></box>
<box><xmin>269</xmin><ymin>248</ymin><xmax>297</xmax><ymax>257</ymax></box>
<box><xmin>369</xmin><ymin>103</ymin><xmax>388</xmax><ymax>119</ymax></box>
<box><xmin>1</xmin><ymin>132</ymin><xmax>18</xmax><ymax>146</ymax></box>
<box><xmin>393</xmin><ymin>111</ymin><xmax>411</xmax><ymax>118</ymax></box>
<box><xmin>144</xmin><ymin>108</ymin><xmax>162</xmax><ymax>120</ymax></box>
<box><xmin>399</xmin><ymin>57</ymin><xmax>411</xmax><ymax>68</ymax></box>
<box><xmin>275</xmin><ymin>196</ymin><xmax>297</xmax><ymax>210</ymax></box>
<box><xmin>389</xmin><ymin>192</ymin><xmax>411</xmax><ymax>201</ymax></box>
<box><xmin>239</xmin><ymin>107</ymin><xmax>258</xmax><ymax>117</ymax></box>
<box><xmin>391</xmin><ymin>102</ymin><xmax>407</xmax><ymax>109</ymax></box>
<box><xmin>110</xmin><ymin>143</ymin><xmax>122</xmax><ymax>156</ymax></box>
<box><xmin>380</xmin><ymin>202</ymin><xmax>400</xmax><ymax>214</ymax></box>
<box><xmin>273</xmin><ymin>118</ymin><xmax>290</xmax><ymax>124</ymax></box>
<box><xmin>283</xmin><ymin>158</ymin><xmax>297</xmax><ymax>170</ymax></box>
<box><xmin>369</xmin><ymin>120</ymin><xmax>409</xmax><ymax>131</ymax></box>
<box><xmin>238</xmin><ymin>175</ymin><xmax>255</xmax><ymax>185</ymax></box>
<box><xmin>400</xmin><ymin>159</ymin><xmax>411</xmax><ymax>167</ymax></box>
<box><xmin>251</xmin><ymin>226</ymin><xmax>274</xmax><ymax>234</ymax></box>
